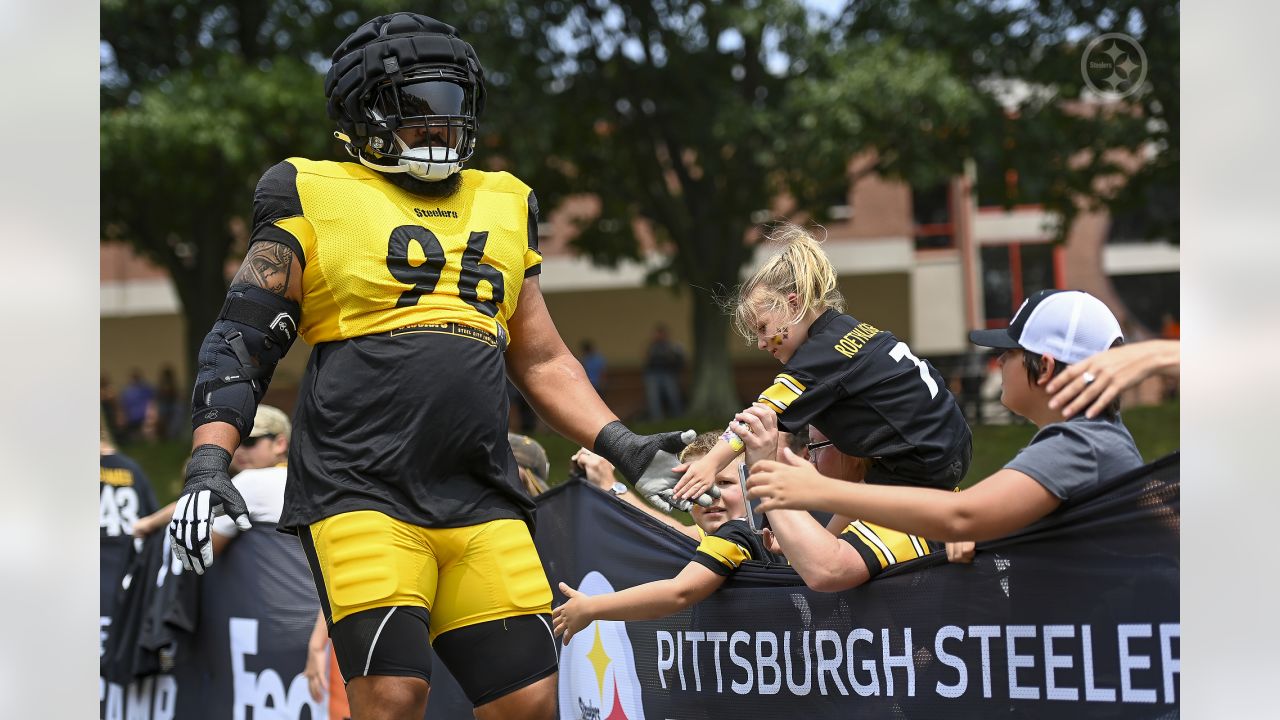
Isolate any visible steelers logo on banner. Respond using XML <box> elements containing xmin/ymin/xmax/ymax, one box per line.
<box><xmin>558</xmin><ymin>571</ymin><xmax>647</xmax><ymax>720</ymax></box>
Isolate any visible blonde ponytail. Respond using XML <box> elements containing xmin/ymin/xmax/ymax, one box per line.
<box><xmin>732</xmin><ymin>224</ymin><xmax>845</xmax><ymax>342</ymax></box>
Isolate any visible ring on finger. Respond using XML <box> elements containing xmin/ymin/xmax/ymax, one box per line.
<box><xmin>1082</xmin><ymin>371</ymin><xmax>1097</xmax><ymax>386</ymax></box>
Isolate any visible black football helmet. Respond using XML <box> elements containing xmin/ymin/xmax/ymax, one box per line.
<box><xmin>325</xmin><ymin>13</ymin><xmax>486</xmax><ymax>181</ymax></box>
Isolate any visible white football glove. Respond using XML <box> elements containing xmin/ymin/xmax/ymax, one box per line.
<box><xmin>168</xmin><ymin>444</ymin><xmax>251</xmax><ymax>574</ymax></box>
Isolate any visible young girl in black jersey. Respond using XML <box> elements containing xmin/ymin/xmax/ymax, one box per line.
<box><xmin>671</xmin><ymin>224</ymin><xmax>972</xmax><ymax>503</ymax></box>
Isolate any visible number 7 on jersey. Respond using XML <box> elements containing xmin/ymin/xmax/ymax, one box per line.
<box><xmin>889</xmin><ymin>342</ymin><xmax>940</xmax><ymax>398</ymax></box>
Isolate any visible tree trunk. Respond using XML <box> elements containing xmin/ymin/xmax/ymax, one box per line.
<box><xmin>163</xmin><ymin>232</ymin><xmax>235</xmax><ymax>436</ymax></box>
<box><xmin>685</xmin><ymin>286</ymin><xmax>741</xmax><ymax>419</ymax></box>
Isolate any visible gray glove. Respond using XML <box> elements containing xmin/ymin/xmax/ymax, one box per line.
<box><xmin>168</xmin><ymin>444</ymin><xmax>251</xmax><ymax>575</ymax></box>
<box><xmin>594</xmin><ymin>422</ymin><xmax>720</xmax><ymax>512</ymax></box>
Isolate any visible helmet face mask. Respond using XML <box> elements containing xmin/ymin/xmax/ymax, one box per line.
<box><xmin>361</xmin><ymin>70</ymin><xmax>479</xmax><ymax>181</ymax></box>
<box><xmin>324</xmin><ymin>13</ymin><xmax>487</xmax><ymax>184</ymax></box>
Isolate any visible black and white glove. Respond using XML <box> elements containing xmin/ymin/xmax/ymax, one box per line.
<box><xmin>593</xmin><ymin>421</ymin><xmax>720</xmax><ymax>512</ymax></box>
<box><xmin>168</xmin><ymin>444</ymin><xmax>251</xmax><ymax>574</ymax></box>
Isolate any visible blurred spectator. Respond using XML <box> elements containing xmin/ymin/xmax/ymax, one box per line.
<box><xmin>643</xmin><ymin>324</ymin><xmax>685</xmax><ymax>420</ymax></box>
<box><xmin>209</xmin><ymin>405</ymin><xmax>291</xmax><ymax>548</ymax></box>
<box><xmin>100</xmin><ymin>417</ymin><xmax>159</xmax><ymax>651</ymax></box>
<box><xmin>506</xmin><ymin>377</ymin><xmax>538</xmax><ymax>434</ymax></box>
<box><xmin>509</xmin><ymin>432</ymin><xmax>551</xmax><ymax>496</ymax></box>
<box><xmin>959</xmin><ymin>350</ymin><xmax>988</xmax><ymax>425</ymax></box>
<box><xmin>980</xmin><ymin>355</ymin><xmax>1013</xmax><ymax>424</ymax></box>
<box><xmin>119</xmin><ymin>368</ymin><xmax>155</xmax><ymax>444</ymax></box>
<box><xmin>571</xmin><ymin>446</ymin><xmax>701</xmax><ymax>541</ymax></box>
<box><xmin>154</xmin><ymin>365</ymin><xmax>182</xmax><ymax>441</ymax></box>
<box><xmin>133</xmin><ymin>405</ymin><xmax>291</xmax><ymax>543</ymax></box>
<box><xmin>579</xmin><ymin>340</ymin><xmax>607</xmax><ymax>395</ymax></box>
<box><xmin>134</xmin><ymin>405</ymin><xmax>334</xmax><ymax>715</ymax></box>
<box><xmin>101</xmin><ymin>374</ymin><xmax>122</xmax><ymax>443</ymax></box>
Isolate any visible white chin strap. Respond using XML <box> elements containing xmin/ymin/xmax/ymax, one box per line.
<box><xmin>358</xmin><ymin>134</ymin><xmax>462</xmax><ymax>181</ymax></box>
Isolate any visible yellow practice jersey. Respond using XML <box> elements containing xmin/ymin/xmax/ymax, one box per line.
<box><xmin>249</xmin><ymin>158</ymin><xmax>543</xmax><ymax>344</ymax></box>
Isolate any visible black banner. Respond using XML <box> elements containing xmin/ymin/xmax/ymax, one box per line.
<box><xmin>104</xmin><ymin>455</ymin><xmax>1177</xmax><ymax>719</ymax></box>
<box><xmin>101</xmin><ymin>525</ymin><xmax>323</xmax><ymax>720</ymax></box>
<box><xmin>538</xmin><ymin>454</ymin><xmax>1180</xmax><ymax>720</ymax></box>
<box><xmin>177</xmin><ymin>522</ymin><xmax>323</xmax><ymax>719</ymax></box>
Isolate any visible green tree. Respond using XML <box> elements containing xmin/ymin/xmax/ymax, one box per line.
<box><xmin>100</xmin><ymin>1</ymin><xmax>516</xmax><ymax>388</ymax></box>
<box><xmin>835</xmin><ymin>0</ymin><xmax>1178</xmax><ymax>241</ymax></box>
<box><xmin>482</xmin><ymin>1</ymin><xmax>985</xmax><ymax>416</ymax></box>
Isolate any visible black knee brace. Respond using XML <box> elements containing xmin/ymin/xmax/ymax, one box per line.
<box><xmin>331</xmin><ymin>606</ymin><xmax>433</xmax><ymax>684</ymax></box>
<box><xmin>191</xmin><ymin>282</ymin><xmax>300</xmax><ymax>438</ymax></box>
<box><xmin>433</xmin><ymin>614</ymin><xmax>558</xmax><ymax>707</ymax></box>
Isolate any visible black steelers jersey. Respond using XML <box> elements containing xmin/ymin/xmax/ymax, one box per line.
<box><xmin>100</xmin><ymin>452</ymin><xmax>158</xmax><ymax>618</ymax></box>
<box><xmin>756</xmin><ymin>310</ymin><xmax>971</xmax><ymax>489</ymax></box>
<box><xmin>691</xmin><ymin>519</ymin><xmax>785</xmax><ymax>576</ymax></box>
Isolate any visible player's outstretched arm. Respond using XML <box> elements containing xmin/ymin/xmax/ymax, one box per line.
<box><xmin>505</xmin><ymin>278</ymin><xmax>714</xmax><ymax>509</ymax></box>
<box><xmin>552</xmin><ymin>564</ymin><xmax>724</xmax><ymax>644</ymax></box>
<box><xmin>573</xmin><ymin>449</ymin><xmax>701</xmax><ymax>540</ymax></box>
<box><xmin>504</xmin><ymin>276</ymin><xmax>621</xmax><ymax>448</ymax></box>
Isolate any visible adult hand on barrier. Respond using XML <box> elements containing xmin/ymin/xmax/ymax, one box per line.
<box><xmin>571</xmin><ymin>448</ymin><xmax>620</xmax><ymax>492</ymax></box>
<box><xmin>168</xmin><ymin>444</ymin><xmax>251</xmax><ymax>575</ymax></box>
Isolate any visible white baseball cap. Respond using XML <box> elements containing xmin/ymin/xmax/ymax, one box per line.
<box><xmin>248</xmin><ymin>404</ymin><xmax>291</xmax><ymax>439</ymax></box>
<box><xmin>969</xmin><ymin>289</ymin><xmax>1123</xmax><ymax>364</ymax></box>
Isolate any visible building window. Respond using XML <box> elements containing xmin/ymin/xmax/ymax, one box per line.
<box><xmin>980</xmin><ymin>241</ymin><xmax>1060</xmax><ymax>328</ymax></box>
<box><xmin>912</xmin><ymin>182</ymin><xmax>954</xmax><ymax>250</ymax></box>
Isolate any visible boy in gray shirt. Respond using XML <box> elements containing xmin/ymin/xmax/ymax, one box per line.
<box><xmin>744</xmin><ymin>289</ymin><xmax>1144</xmax><ymax>542</ymax></box>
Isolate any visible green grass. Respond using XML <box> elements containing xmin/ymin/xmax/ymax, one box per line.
<box><xmin>119</xmin><ymin>437</ymin><xmax>192</xmax><ymax>504</ymax></box>
<box><xmin>129</xmin><ymin>402</ymin><xmax>1178</xmax><ymax>505</ymax></box>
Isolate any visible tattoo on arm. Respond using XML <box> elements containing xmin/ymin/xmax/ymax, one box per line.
<box><xmin>232</xmin><ymin>242</ymin><xmax>294</xmax><ymax>295</ymax></box>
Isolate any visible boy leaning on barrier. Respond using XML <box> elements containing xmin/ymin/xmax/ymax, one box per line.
<box><xmin>553</xmin><ymin>432</ymin><xmax>783</xmax><ymax>643</ymax></box>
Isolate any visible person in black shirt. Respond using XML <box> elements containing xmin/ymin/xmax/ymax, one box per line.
<box><xmin>746</xmin><ymin>289</ymin><xmax>1142</xmax><ymax>544</ymax></box>
<box><xmin>672</xmin><ymin>224</ymin><xmax>972</xmax><ymax>503</ymax></box>
<box><xmin>553</xmin><ymin>432</ymin><xmax>782</xmax><ymax>643</ymax></box>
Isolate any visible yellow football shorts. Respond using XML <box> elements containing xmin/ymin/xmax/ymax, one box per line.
<box><xmin>305</xmin><ymin>510</ymin><xmax>552</xmax><ymax>639</ymax></box>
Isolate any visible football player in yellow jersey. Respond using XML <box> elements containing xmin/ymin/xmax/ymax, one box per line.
<box><xmin>165</xmin><ymin>13</ymin><xmax>717</xmax><ymax>720</ymax></box>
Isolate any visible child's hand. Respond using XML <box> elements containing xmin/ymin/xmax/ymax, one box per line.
<box><xmin>735</xmin><ymin>404</ymin><xmax>780</xmax><ymax>468</ymax></box>
<box><xmin>761</xmin><ymin>527</ymin><xmax>783</xmax><ymax>556</ymax></box>
<box><xmin>746</xmin><ymin>447</ymin><xmax>828</xmax><ymax>513</ymax></box>
<box><xmin>553</xmin><ymin>582</ymin><xmax>595</xmax><ymax>645</ymax></box>
<box><xmin>672</xmin><ymin>457</ymin><xmax>717</xmax><ymax>503</ymax></box>
<box><xmin>946</xmin><ymin>541</ymin><xmax>976</xmax><ymax>564</ymax></box>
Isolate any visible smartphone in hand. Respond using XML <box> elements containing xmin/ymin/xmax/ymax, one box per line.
<box><xmin>738</xmin><ymin>463</ymin><xmax>767</xmax><ymax>535</ymax></box>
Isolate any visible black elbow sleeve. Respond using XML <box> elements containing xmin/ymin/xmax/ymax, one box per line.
<box><xmin>191</xmin><ymin>284</ymin><xmax>301</xmax><ymax>439</ymax></box>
